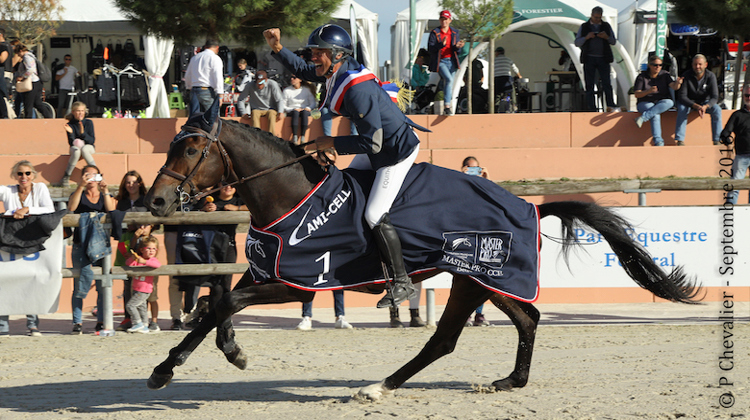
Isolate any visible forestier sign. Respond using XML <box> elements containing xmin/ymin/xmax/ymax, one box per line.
<box><xmin>0</xmin><ymin>225</ymin><xmax>63</xmax><ymax>315</ymax></box>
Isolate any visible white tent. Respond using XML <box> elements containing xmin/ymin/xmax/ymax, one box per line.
<box><xmin>617</xmin><ymin>0</ymin><xmax>661</xmax><ymax>73</ymax></box>
<box><xmin>392</xmin><ymin>0</ymin><xmax>637</xmax><ymax>110</ymax></box>
<box><xmin>332</xmin><ymin>0</ymin><xmax>379</xmax><ymax>72</ymax></box>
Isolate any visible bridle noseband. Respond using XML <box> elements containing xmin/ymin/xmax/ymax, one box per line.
<box><xmin>157</xmin><ymin>120</ymin><xmax>330</xmax><ymax>211</ymax></box>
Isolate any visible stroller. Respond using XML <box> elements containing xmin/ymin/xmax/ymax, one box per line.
<box><xmin>408</xmin><ymin>73</ymin><xmax>441</xmax><ymax>114</ymax></box>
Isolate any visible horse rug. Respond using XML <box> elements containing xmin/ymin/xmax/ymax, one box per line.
<box><xmin>246</xmin><ymin>163</ymin><xmax>540</xmax><ymax>302</ymax></box>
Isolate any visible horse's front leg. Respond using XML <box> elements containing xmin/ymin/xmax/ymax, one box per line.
<box><xmin>213</xmin><ymin>281</ymin><xmax>314</xmax><ymax>369</ymax></box>
<box><xmin>357</xmin><ymin>276</ymin><xmax>493</xmax><ymax>401</ymax></box>
<box><xmin>489</xmin><ymin>294</ymin><xmax>539</xmax><ymax>390</ymax></box>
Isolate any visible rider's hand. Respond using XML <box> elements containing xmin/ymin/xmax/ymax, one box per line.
<box><xmin>264</xmin><ymin>28</ymin><xmax>283</xmax><ymax>53</ymax></box>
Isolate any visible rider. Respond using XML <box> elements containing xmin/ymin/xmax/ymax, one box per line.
<box><xmin>263</xmin><ymin>25</ymin><xmax>425</xmax><ymax>308</ymax></box>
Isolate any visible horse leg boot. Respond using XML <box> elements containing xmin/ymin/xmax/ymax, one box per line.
<box><xmin>374</xmin><ymin>214</ymin><xmax>416</xmax><ymax>308</ymax></box>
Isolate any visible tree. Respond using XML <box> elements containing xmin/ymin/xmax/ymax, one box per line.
<box><xmin>440</xmin><ymin>0</ymin><xmax>513</xmax><ymax>114</ymax></box>
<box><xmin>669</xmin><ymin>0</ymin><xmax>750</xmax><ymax>108</ymax></box>
<box><xmin>115</xmin><ymin>0</ymin><xmax>342</xmax><ymax>47</ymax></box>
<box><xmin>0</xmin><ymin>0</ymin><xmax>63</xmax><ymax>55</ymax></box>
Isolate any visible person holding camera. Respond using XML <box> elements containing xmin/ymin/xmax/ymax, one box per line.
<box><xmin>575</xmin><ymin>7</ymin><xmax>618</xmax><ymax>112</ymax></box>
<box><xmin>67</xmin><ymin>165</ymin><xmax>115</xmax><ymax>334</ymax></box>
<box><xmin>61</xmin><ymin>101</ymin><xmax>96</xmax><ymax>185</ymax></box>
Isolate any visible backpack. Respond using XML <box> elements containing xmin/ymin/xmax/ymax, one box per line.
<box><xmin>35</xmin><ymin>57</ymin><xmax>51</xmax><ymax>82</ymax></box>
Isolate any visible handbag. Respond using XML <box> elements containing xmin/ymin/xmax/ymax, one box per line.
<box><xmin>16</xmin><ymin>77</ymin><xmax>32</xmax><ymax>93</ymax></box>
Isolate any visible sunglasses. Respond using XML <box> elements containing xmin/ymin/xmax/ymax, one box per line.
<box><xmin>650</xmin><ymin>63</ymin><xmax>663</xmax><ymax>67</ymax></box>
<box><xmin>744</xmin><ymin>94</ymin><xmax>750</xmax><ymax>98</ymax></box>
<box><xmin>17</xmin><ymin>171</ymin><xmax>32</xmax><ymax>176</ymax></box>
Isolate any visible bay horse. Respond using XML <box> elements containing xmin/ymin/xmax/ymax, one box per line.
<box><xmin>144</xmin><ymin>102</ymin><xmax>701</xmax><ymax>400</ymax></box>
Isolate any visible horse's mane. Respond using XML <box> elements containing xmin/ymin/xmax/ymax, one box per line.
<box><xmin>221</xmin><ymin>119</ymin><xmax>306</xmax><ymax>159</ymax></box>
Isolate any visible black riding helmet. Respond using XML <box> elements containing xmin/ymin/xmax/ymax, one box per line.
<box><xmin>306</xmin><ymin>24</ymin><xmax>353</xmax><ymax>76</ymax></box>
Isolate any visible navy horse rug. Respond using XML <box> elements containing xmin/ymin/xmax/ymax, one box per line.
<box><xmin>245</xmin><ymin>163</ymin><xmax>541</xmax><ymax>302</ymax></box>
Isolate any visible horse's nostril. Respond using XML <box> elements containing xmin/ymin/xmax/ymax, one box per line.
<box><xmin>153</xmin><ymin>197</ymin><xmax>165</xmax><ymax>208</ymax></box>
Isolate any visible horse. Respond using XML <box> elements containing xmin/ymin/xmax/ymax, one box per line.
<box><xmin>144</xmin><ymin>101</ymin><xmax>701</xmax><ymax>400</ymax></box>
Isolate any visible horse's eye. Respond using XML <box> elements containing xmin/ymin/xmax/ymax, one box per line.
<box><xmin>186</xmin><ymin>148</ymin><xmax>199</xmax><ymax>157</ymax></box>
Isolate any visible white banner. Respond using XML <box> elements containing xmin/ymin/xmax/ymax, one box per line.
<box><xmin>0</xmin><ymin>225</ymin><xmax>64</xmax><ymax>315</ymax></box>
<box><xmin>424</xmin><ymin>206</ymin><xmax>750</xmax><ymax>290</ymax></box>
<box><xmin>540</xmin><ymin>206</ymin><xmax>750</xmax><ymax>289</ymax></box>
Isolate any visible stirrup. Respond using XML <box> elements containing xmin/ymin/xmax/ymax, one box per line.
<box><xmin>376</xmin><ymin>280</ymin><xmax>416</xmax><ymax>309</ymax></box>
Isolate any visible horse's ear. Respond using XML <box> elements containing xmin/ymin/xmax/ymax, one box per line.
<box><xmin>201</xmin><ymin>96</ymin><xmax>221</xmax><ymax>127</ymax></box>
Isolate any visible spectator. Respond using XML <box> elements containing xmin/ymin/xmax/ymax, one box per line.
<box><xmin>185</xmin><ymin>39</ymin><xmax>224</xmax><ymax>117</ymax></box>
<box><xmin>0</xmin><ymin>160</ymin><xmax>55</xmax><ymax>336</ymax></box>
<box><xmin>411</xmin><ymin>49</ymin><xmax>430</xmax><ymax>88</ymax></box>
<box><xmin>461</xmin><ymin>156</ymin><xmax>490</xmax><ymax>327</ymax></box>
<box><xmin>0</xmin><ymin>28</ymin><xmax>11</xmax><ymax>119</ymax></box>
<box><xmin>388</xmin><ymin>283</ymin><xmax>426</xmax><ymax>328</ymax></box>
<box><xmin>493</xmin><ymin>46</ymin><xmax>522</xmax><ymax>96</ymax></box>
<box><xmin>67</xmin><ymin>165</ymin><xmax>115</xmax><ymax>334</ymax></box>
<box><xmin>722</xmin><ymin>84</ymin><xmax>750</xmax><ymax>204</ymax></box>
<box><xmin>113</xmin><ymin>171</ymin><xmax>156</xmax><ymax>332</ymax></box>
<box><xmin>296</xmin><ymin>290</ymin><xmax>353</xmax><ymax>330</ymax></box>
<box><xmin>182</xmin><ymin>182</ymin><xmax>247</xmax><ymax>329</ymax></box>
<box><xmin>13</xmin><ymin>43</ymin><xmax>53</xmax><ymax>119</ymax></box>
<box><xmin>283</xmin><ymin>74</ymin><xmax>317</xmax><ymax>144</ymax></box>
<box><xmin>574</xmin><ymin>7</ymin><xmax>618</xmax><ymax>112</ymax></box>
<box><xmin>234</xmin><ymin>58</ymin><xmax>254</xmax><ymax>117</ymax></box>
<box><xmin>125</xmin><ymin>236</ymin><xmax>161</xmax><ymax>334</ymax></box>
<box><xmin>675</xmin><ymin>54</ymin><xmax>722</xmax><ymax>146</ymax></box>
<box><xmin>55</xmin><ymin>54</ymin><xmax>78</xmax><ymax>118</ymax></box>
<box><xmin>463</xmin><ymin>59</ymin><xmax>488</xmax><ymax>114</ymax></box>
<box><xmin>239</xmin><ymin>70</ymin><xmax>284</xmax><ymax>135</ymax></box>
<box><xmin>427</xmin><ymin>10</ymin><xmax>465</xmax><ymax>115</ymax></box>
<box><xmin>61</xmin><ymin>101</ymin><xmax>96</xmax><ymax>185</ymax></box>
<box><xmin>633</xmin><ymin>55</ymin><xmax>683</xmax><ymax>147</ymax></box>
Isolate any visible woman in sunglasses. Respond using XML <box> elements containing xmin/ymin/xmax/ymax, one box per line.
<box><xmin>633</xmin><ymin>55</ymin><xmax>683</xmax><ymax>146</ymax></box>
<box><xmin>0</xmin><ymin>160</ymin><xmax>55</xmax><ymax>337</ymax></box>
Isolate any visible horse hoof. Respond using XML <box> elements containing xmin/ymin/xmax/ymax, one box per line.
<box><xmin>354</xmin><ymin>381</ymin><xmax>393</xmax><ymax>402</ymax></box>
<box><xmin>147</xmin><ymin>370</ymin><xmax>174</xmax><ymax>390</ymax></box>
<box><xmin>227</xmin><ymin>346</ymin><xmax>248</xmax><ymax>370</ymax></box>
<box><xmin>492</xmin><ymin>376</ymin><xmax>525</xmax><ymax>391</ymax></box>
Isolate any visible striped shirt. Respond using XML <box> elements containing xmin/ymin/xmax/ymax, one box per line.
<box><xmin>493</xmin><ymin>56</ymin><xmax>520</xmax><ymax>78</ymax></box>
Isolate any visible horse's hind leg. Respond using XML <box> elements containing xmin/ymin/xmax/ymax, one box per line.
<box><xmin>358</xmin><ymin>275</ymin><xmax>493</xmax><ymax>400</ymax></box>
<box><xmin>489</xmin><ymin>294</ymin><xmax>539</xmax><ymax>390</ymax></box>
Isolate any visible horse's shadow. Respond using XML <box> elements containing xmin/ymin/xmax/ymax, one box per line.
<box><xmin>0</xmin><ymin>379</ymin><xmax>473</xmax><ymax>413</ymax></box>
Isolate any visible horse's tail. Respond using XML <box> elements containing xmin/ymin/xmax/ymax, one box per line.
<box><xmin>538</xmin><ymin>201</ymin><xmax>703</xmax><ymax>304</ymax></box>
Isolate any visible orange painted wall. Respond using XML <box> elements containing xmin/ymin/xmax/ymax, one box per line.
<box><xmin>2</xmin><ymin>111</ymin><xmax>742</xmax><ymax>313</ymax></box>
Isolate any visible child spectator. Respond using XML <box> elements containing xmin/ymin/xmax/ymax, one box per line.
<box><xmin>125</xmin><ymin>236</ymin><xmax>161</xmax><ymax>334</ymax></box>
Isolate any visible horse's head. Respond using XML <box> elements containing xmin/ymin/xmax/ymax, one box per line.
<box><xmin>145</xmin><ymin>98</ymin><xmax>231</xmax><ymax>216</ymax></box>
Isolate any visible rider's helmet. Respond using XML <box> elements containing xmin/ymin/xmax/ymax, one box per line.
<box><xmin>306</xmin><ymin>25</ymin><xmax>353</xmax><ymax>75</ymax></box>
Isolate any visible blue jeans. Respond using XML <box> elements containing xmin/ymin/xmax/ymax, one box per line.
<box><xmin>189</xmin><ymin>87</ymin><xmax>217</xmax><ymax>117</ymax></box>
<box><xmin>583</xmin><ymin>56</ymin><xmax>615</xmax><ymax>110</ymax></box>
<box><xmin>726</xmin><ymin>154</ymin><xmax>750</xmax><ymax>204</ymax></box>
<box><xmin>71</xmin><ymin>244</ymin><xmax>103</xmax><ymax>325</ymax></box>
<box><xmin>320</xmin><ymin>106</ymin><xmax>357</xmax><ymax>137</ymax></box>
<box><xmin>0</xmin><ymin>315</ymin><xmax>39</xmax><ymax>332</ymax></box>
<box><xmin>637</xmin><ymin>99</ymin><xmax>674</xmax><ymax>146</ymax></box>
<box><xmin>438</xmin><ymin>57</ymin><xmax>457</xmax><ymax>107</ymax></box>
<box><xmin>302</xmin><ymin>289</ymin><xmax>345</xmax><ymax>318</ymax></box>
<box><xmin>675</xmin><ymin>101</ymin><xmax>722</xmax><ymax>143</ymax></box>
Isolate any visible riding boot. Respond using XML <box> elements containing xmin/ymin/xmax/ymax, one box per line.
<box><xmin>373</xmin><ymin>214</ymin><xmax>417</xmax><ymax>308</ymax></box>
<box><xmin>409</xmin><ymin>308</ymin><xmax>426</xmax><ymax>327</ymax></box>
<box><xmin>389</xmin><ymin>307</ymin><xmax>404</xmax><ymax>328</ymax></box>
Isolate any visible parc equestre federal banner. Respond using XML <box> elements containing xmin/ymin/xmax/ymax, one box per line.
<box><xmin>536</xmin><ymin>206</ymin><xmax>750</xmax><ymax>290</ymax></box>
<box><xmin>0</xmin><ymin>225</ymin><xmax>64</xmax><ymax>315</ymax></box>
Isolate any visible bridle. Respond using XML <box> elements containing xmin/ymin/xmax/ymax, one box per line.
<box><xmin>157</xmin><ymin>120</ymin><xmax>330</xmax><ymax>210</ymax></box>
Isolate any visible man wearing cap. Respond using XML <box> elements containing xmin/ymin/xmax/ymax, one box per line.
<box><xmin>574</xmin><ymin>7</ymin><xmax>618</xmax><ymax>112</ymax></box>
<box><xmin>238</xmin><ymin>69</ymin><xmax>284</xmax><ymax>135</ymax></box>
<box><xmin>427</xmin><ymin>10</ymin><xmax>465</xmax><ymax>115</ymax></box>
<box><xmin>185</xmin><ymin>39</ymin><xmax>224</xmax><ymax>116</ymax></box>
<box><xmin>493</xmin><ymin>46</ymin><xmax>522</xmax><ymax>96</ymax></box>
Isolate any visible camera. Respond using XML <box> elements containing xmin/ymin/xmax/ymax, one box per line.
<box><xmin>92</xmin><ymin>174</ymin><xmax>103</xmax><ymax>182</ymax></box>
<box><xmin>466</xmin><ymin>166</ymin><xmax>482</xmax><ymax>176</ymax></box>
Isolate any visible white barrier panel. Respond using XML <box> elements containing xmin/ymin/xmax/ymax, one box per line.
<box><xmin>423</xmin><ymin>206</ymin><xmax>749</xmax><ymax>291</ymax></box>
<box><xmin>0</xmin><ymin>225</ymin><xmax>64</xmax><ymax>315</ymax></box>
<box><xmin>539</xmin><ymin>206</ymin><xmax>749</xmax><ymax>289</ymax></box>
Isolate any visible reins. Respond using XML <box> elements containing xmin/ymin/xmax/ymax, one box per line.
<box><xmin>159</xmin><ymin>122</ymin><xmax>332</xmax><ymax>207</ymax></box>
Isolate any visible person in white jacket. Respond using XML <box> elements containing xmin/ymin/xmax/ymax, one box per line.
<box><xmin>282</xmin><ymin>75</ymin><xmax>317</xmax><ymax>144</ymax></box>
